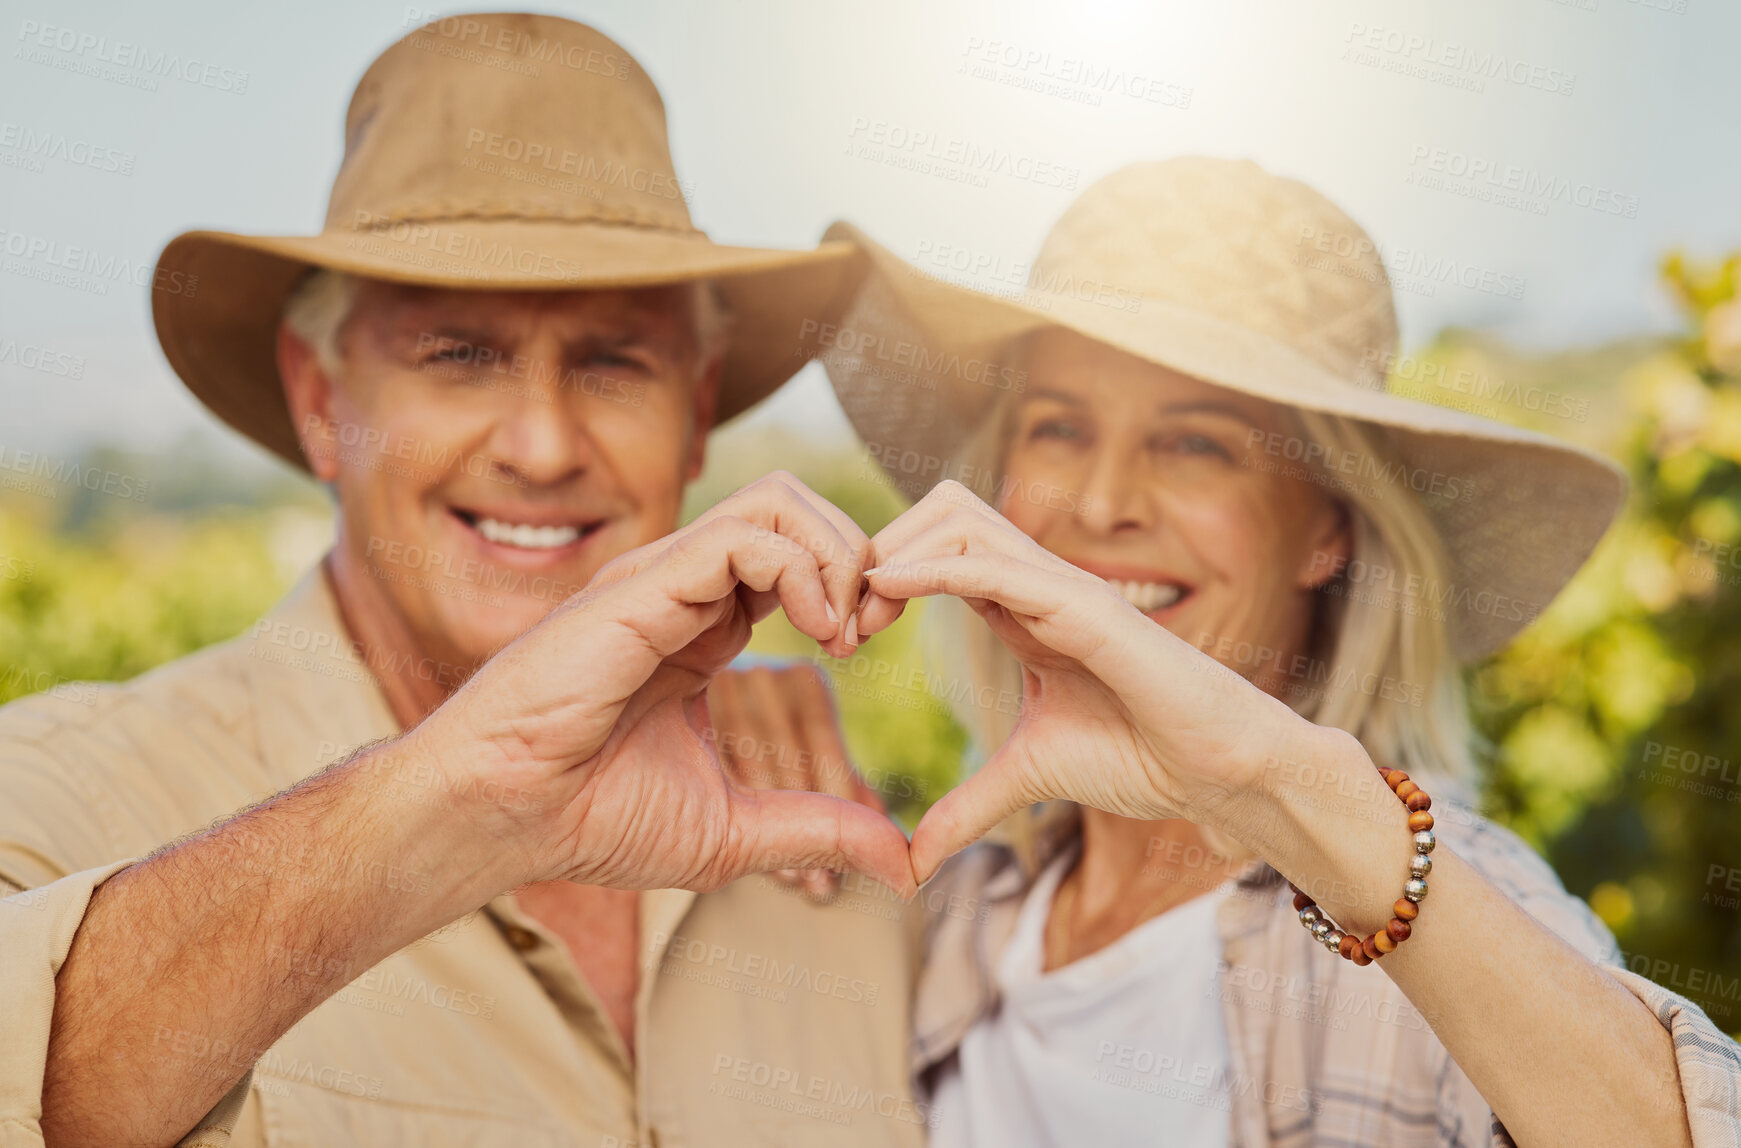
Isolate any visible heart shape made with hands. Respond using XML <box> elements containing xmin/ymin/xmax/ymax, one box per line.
<box><xmin>700</xmin><ymin>476</ymin><xmax>1305</xmax><ymax>891</ymax></box>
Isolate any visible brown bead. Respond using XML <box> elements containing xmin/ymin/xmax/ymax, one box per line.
<box><xmin>1338</xmin><ymin>934</ymin><xmax>1361</xmax><ymax>959</ymax></box>
<box><xmin>1373</xmin><ymin>930</ymin><xmax>1398</xmax><ymax>954</ymax></box>
<box><xmin>1351</xmin><ymin>947</ymin><xmax>1373</xmax><ymax>967</ymax></box>
<box><xmin>1292</xmin><ymin>892</ymin><xmax>1313</xmax><ymax>912</ymax></box>
<box><xmin>1406</xmin><ymin>791</ymin><xmax>1432</xmax><ymax>812</ymax></box>
<box><xmin>1361</xmin><ymin>935</ymin><xmax>1381</xmax><ymax>961</ymax></box>
<box><xmin>1384</xmin><ymin>769</ymin><xmax>1409</xmax><ymax>790</ymax></box>
<box><xmin>1394</xmin><ymin>780</ymin><xmax>1419</xmax><ymax>803</ymax></box>
<box><xmin>1386</xmin><ymin>918</ymin><xmax>1412</xmax><ymax>943</ymax></box>
<box><xmin>1393</xmin><ymin>898</ymin><xmax>1419</xmax><ymax>922</ymax></box>
<box><xmin>1408</xmin><ymin>810</ymin><xmax>1435</xmax><ymax>833</ymax></box>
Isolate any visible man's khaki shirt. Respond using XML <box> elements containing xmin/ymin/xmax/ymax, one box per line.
<box><xmin>0</xmin><ymin>569</ymin><xmax>928</xmax><ymax>1148</ymax></box>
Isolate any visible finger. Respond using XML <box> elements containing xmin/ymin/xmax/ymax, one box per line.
<box><xmin>767</xmin><ymin>867</ymin><xmax>842</xmax><ymax>904</ymax></box>
<box><xmin>770</xmin><ymin>474</ymin><xmax>872</xmax><ymax>560</ymax></box>
<box><xmin>707</xmin><ymin>518</ymin><xmax>840</xmax><ymax>646</ymax></box>
<box><xmin>740</xmin><ymin>666</ymin><xmax>805</xmax><ymax>788</ymax></box>
<box><xmin>741</xmin><ymin>475</ymin><xmax>871</xmax><ymax>649</ymax></box>
<box><xmin>608</xmin><ymin>516</ymin><xmax>835</xmax><ymax>660</ymax></box>
<box><xmin>784</xmin><ymin>667</ymin><xmax>870</xmax><ymax>804</ymax></box>
<box><xmin>865</xmin><ymin>480</ymin><xmax>999</xmax><ymax>568</ymax></box>
<box><xmin>583</xmin><ymin>533</ymin><xmax>680</xmax><ymax>592</ymax></box>
<box><xmin>866</xmin><ymin>552</ymin><xmax>1130</xmax><ymax>663</ymax></box>
<box><xmin>858</xmin><ymin>495</ymin><xmax>1068</xmax><ymax>640</ymax></box>
<box><xmin>866</xmin><ymin>553</ymin><xmax>1052</xmax><ymax>612</ymax></box>
<box><xmin>802</xmin><ymin>868</ymin><xmax>841</xmax><ymax>901</ymax></box>
<box><xmin>687</xmin><ymin>473</ymin><xmax>869</xmax><ymax>651</ymax></box>
<box><xmin>908</xmin><ymin>758</ymin><xmax>1039</xmax><ymax>885</ymax></box>
<box><xmin>852</xmin><ymin>586</ymin><xmax>909</xmax><ymax>641</ymax></box>
<box><xmin>707</xmin><ymin>673</ymin><xmax>750</xmax><ymax>783</ymax></box>
<box><xmin>731</xmin><ymin>788</ymin><xmax>916</xmax><ymax>898</ymax></box>
<box><xmin>693</xmin><ymin>471</ymin><xmax>869</xmax><ymax>555</ymax></box>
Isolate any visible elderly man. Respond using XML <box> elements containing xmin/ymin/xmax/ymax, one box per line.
<box><xmin>0</xmin><ymin>15</ymin><xmax>925</xmax><ymax>1148</ymax></box>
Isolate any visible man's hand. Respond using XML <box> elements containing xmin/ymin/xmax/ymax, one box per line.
<box><xmin>420</xmin><ymin>472</ymin><xmax>910</xmax><ymax>895</ymax></box>
<box><xmin>708</xmin><ymin>664</ymin><xmax>887</xmax><ymax>901</ymax></box>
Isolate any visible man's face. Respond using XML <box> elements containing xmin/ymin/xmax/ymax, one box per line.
<box><xmin>283</xmin><ymin>280</ymin><xmax>719</xmax><ymax>669</ymax></box>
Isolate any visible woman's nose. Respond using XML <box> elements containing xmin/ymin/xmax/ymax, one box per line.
<box><xmin>1076</xmin><ymin>445</ymin><xmax>1156</xmax><ymax>535</ymax></box>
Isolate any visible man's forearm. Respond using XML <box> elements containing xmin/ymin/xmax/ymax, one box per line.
<box><xmin>40</xmin><ymin>735</ymin><xmax>513</xmax><ymax>1148</ymax></box>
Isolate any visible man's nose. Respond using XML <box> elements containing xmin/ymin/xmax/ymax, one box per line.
<box><xmin>487</xmin><ymin>378</ymin><xmax>593</xmax><ymax>487</ymax></box>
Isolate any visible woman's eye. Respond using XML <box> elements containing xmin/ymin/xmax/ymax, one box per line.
<box><xmin>1031</xmin><ymin>419</ymin><xmax>1084</xmax><ymax>441</ymax></box>
<box><xmin>1168</xmin><ymin>433</ymin><xmax>1230</xmax><ymax>459</ymax></box>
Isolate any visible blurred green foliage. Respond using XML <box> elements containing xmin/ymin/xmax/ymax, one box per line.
<box><xmin>1469</xmin><ymin>254</ymin><xmax>1741</xmax><ymax>1034</ymax></box>
<box><xmin>0</xmin><ymin>502</ymin><xmax>301</xmax><ymax>705</ymax></box>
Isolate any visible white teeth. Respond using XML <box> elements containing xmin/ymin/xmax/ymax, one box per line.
<box><xmin>1111</xmin><ymin>579</ymin><xmax>1184</xmax><ymax>612</ymax></box>
<box><xmin>474</xmin><ymin>517</ymin><xmax>582</xmax><ymax>549</ymax></box>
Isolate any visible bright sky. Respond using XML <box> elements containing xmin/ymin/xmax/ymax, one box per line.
<box><xmin>3</xmin><ymin>0</ymin><xmax>1737</xmax><ymax>462</ymax></box>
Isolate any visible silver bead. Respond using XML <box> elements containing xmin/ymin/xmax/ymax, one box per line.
<box><xmin>1299</xmin><ymin>906</ymin><xmax>1322</xmax><ymax>928</ymax></box>
<box><xmin>1409</xmin><ymin>854</ymin><xmax>1433</xmax><ymax>879</ymax></box>
<box><xmin>1324</xmin><ymin>929</ymin><xmax>1346</xmax><ymax>953</ymax></box>
<box><xmin>1311</xmin><ymin>920</ymin><xmax>1333</xmax><ymax>941</ymax></box>
<box><xmin>1404</xmin><ymin>878</ymin><xmax>1429</xmax><ymax>902</ymax></box>
<box><xmin>1413</xmin><ymin>829</ymin><xmax>1436</xmax><ymax>854</ymax></box>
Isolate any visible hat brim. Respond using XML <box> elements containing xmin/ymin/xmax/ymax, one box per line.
<box><xmin>819</xmin><ymin>221</ymin><xmax>1627</xmax><ymax>662</ymax></box>
<box><xmin>153</xmin><ymin>220</ymin><xmax>862</xmax><ymax>471</ymax></box>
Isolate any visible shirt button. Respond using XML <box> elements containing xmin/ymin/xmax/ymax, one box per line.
<box><xmin>504</xmin><ymin>926</ymin><xmax>539</xmax><ymax>952</ymax></box>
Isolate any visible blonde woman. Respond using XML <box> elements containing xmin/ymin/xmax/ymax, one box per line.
<box><xmin>813</xmin><ymin>159</ymin><xmax>1741</xmax><ymax>1146</ymax></box>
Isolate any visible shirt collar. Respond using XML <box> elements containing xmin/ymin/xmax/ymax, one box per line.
<box><xmin>238</xmin><ymin>559</ymin><xmax>402</xmax><ymax>792</ymax></box>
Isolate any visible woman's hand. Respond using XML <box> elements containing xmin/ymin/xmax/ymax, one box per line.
<box><xmin>859</xmin><ymin>481</ymin><xmax>1346</xmax><ymax>883</ymax></box>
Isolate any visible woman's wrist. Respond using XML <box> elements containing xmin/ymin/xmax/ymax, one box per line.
<box><xmin>1218</xmin><ymin>720</ymin><xmax>1416</xmax><ymax>936</ymax></box>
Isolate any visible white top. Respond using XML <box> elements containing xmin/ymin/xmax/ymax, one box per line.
<box><xmin>928</xmin><ymin>852</ymin><xmax>1235</xmax><ymax>1147</ymax></box>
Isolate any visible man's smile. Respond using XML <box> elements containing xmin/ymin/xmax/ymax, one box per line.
<box><xmin>447</xmin><ymin>503</ymin><xmax>610</xmax><ymax>562</ymax></box>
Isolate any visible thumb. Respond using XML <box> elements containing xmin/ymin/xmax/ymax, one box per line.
<box><xmin>909</xmin><ymin>755</ymin><xmax>1039</xmax><ymax>885</ymax></box>
<box><xmin>730</xmin><ymin>788</ymin><xmax>917</xmax><ymax>898</ymax></box>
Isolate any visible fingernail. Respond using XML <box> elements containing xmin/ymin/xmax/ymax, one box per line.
<box><xmin>845</xmin><ymin>613</ymin><xmax>859</xmax><ymax>646</ymax></box>
<box><xmin>862</xmin><ymin>566</ymin><xmax>882</xmax><ymax>578</ymax></box>
<box><xmin>825</xmin><ymin>599</ymin><xmax>839</xmax><ymax>624</ymax></box>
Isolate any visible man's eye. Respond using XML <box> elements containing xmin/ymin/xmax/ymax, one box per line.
<box><xmin>586</xmin><ymin>351</ymin><xmax>649</xmax><ymax>372</ymax></box>
<box><xmin>417</xmin><ymin>344</ymin><xmax>482</xmax><ymax>366</ymax></box>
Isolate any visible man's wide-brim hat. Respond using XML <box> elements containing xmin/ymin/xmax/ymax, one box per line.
<box><xmin>153</xmin><ymin>13</ymin><xmax>857</xmax><ymax>471</ymax></box>
<box><xmin>820</xmin><ymin>158</ymin><xmax>1627</xmax><ymax>661</ymax></box>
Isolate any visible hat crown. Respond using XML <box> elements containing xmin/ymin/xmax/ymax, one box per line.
<box><xmin>1031</xmin><ymin>158</ymin><xmax>1398</xmax><ymax>390</ymax></box>
<box><xmin>326</xmin><ymin>13</ymin><xmax>695</xmax><ymax>234</ymax></box>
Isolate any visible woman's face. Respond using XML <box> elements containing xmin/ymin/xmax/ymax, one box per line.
<box><xmin>998</xmin><ymin>328</ymin><xmax>1351</xmax><ymax>681</ymax></box>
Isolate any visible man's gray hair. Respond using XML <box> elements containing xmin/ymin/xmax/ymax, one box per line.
<box><xmin>281</xmin><ymin>269</ymin><xmax>734</xmax><ymax>378</ymax></box>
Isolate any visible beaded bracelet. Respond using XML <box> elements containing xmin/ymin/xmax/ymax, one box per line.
<box><xmin>1290</xmin><ymin>767</ymin><xmax>1436</xmax><ymax>967</ymax></box>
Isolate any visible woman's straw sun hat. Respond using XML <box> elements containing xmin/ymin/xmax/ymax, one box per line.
<box><xmin>819</xmin><ymin>157</ymin><xmax>1627</xmax><ymax>660</ymax></box>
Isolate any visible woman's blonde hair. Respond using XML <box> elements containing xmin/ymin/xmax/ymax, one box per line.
<box><xmin>923</xmin><ymin>377</ymin><xmax>1479</xmax><ymax>818</ymax></box>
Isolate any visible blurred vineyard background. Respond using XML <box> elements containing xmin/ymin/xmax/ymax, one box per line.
<box><xmin>3</xmin><ymin>254</ymin><xmax>1738</xmax><ymax>1034</ymax></box>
